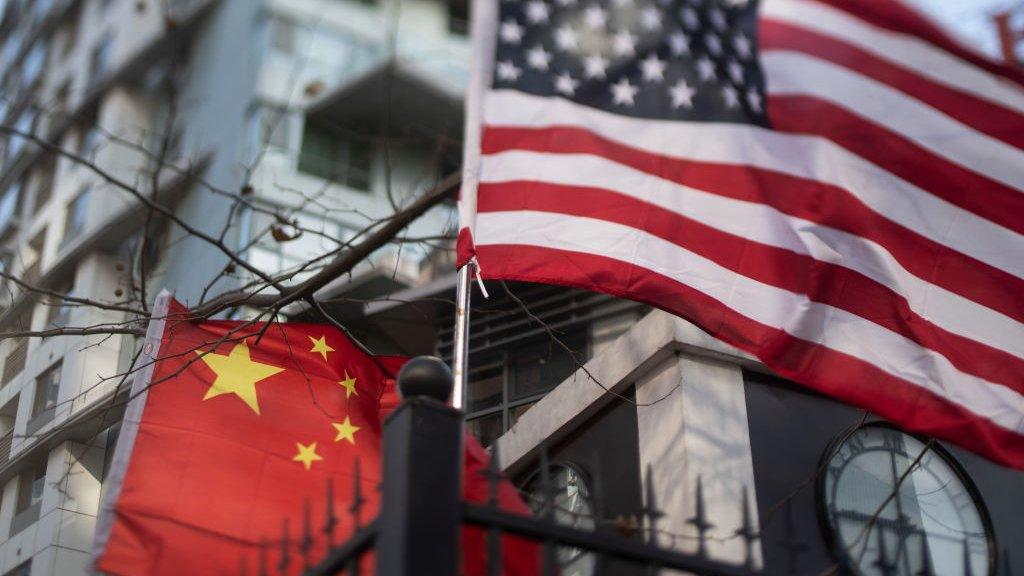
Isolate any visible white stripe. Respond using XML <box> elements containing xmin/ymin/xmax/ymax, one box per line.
<box><xmin>761</xmin><ymin>0</ymin><xmax>1024</xmax><ymax>116</ymax></box>
<box><xmin>763</xmin><ymin>50</ymin><xmax>1024</xmax><ymax>193</ymax></box>
<box><xmin>480</xmin><ymin>150</ymin><xmax>1024</xmax><ymax>360</ymax></box>
<box><xmin>483</xmin><ymin>90</ymin><xmax>1024</xmax><ymax>279</ymax></box>
<box><xmin>475</xmin><ymin>211</ymin><xmax>1024</xmax><ymax>433</ymax></box>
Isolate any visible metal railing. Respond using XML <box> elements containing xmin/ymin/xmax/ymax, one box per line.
<box><xmin>0</xmin><ymin>430</ymin><xmax>13</xmax><ymax>464</ymax></box>
<box><xmin>239</xmin><ymin>357</ymin><xmax>775</xmax><ymax>576</ymax></box>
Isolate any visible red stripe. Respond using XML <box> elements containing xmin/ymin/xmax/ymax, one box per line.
<box><xmin>760</xmin><ymin>19</ymin><xmax>1024</xmax><ymax>150</ymax></box>
<box><xmin>478</xmin><ymin>181</ymin><xmax>1024</xmax><ymax>394</ymax></box>
<box><xmin>767</xmin><ymin>95</ymin><xmax>1024</xmax><ymax>234</ymax></box>
<box><xmin>475</xmin><ymin>243</ymin><xmax>1024</xmax><ymax>469</ymax></box>
<box><xmin>810</xmin><ymin>0</ymin><xmax>1024</xmax><ymax>89</ymax></box>
<box><xmin>480</xmin><ymin>126</ymin><xmax>1024</xmax><ymax>324</ymax></box>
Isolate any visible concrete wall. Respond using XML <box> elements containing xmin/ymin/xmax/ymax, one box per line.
<box><xmin>498</xmin><ymin>309</ymin><xmax>766</xmax><ymax>570</ymax></box>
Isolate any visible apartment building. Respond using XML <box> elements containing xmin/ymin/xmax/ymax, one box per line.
<box><xmin>0</xmin><ymin>0</ymin><xmax>467</xmax><ymax>573</ymax></box>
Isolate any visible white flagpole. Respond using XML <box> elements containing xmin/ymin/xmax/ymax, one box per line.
<box><xmin>451</xmin><ymin>262</ymin><xmax>473</xmax><ymax>409</ymax></box>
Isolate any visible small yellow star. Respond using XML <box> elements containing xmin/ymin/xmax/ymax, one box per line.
<box><xmin>308</xmin><ymin>335</ymin><xmax>335</xmax><ymax>362</ymax></box>
<box><xmin>332</xmin><ymin>417</ymin><xmax>360</xmax><ymax>445</ymax></box>
<box><xmin>195</xmin><ymin>342</ymin><xmax>284</xmax><ymax>415</ymax></box>
<box><xmin>293</xmin><ymin>442</ymin><xmax>323</xmax><ymax>471</ymax></box>
<box><xmin>338</xmin><ymin>370</ymin><xmax>358</xmax><ymax>398</ymax></box>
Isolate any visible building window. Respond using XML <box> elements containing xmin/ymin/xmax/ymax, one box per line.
<box><xmin>6</xmin><ymin>108</ymin><xmax>36</xmax><ymax>162</ymax></box>
<box><xmin>59</xmin><ymin>10</ymin><xmax>79</xmax><ymax>58</ymax></box>
<box><xmin>448</xmin><ymin>0</ymin><xmax>469</xmax><ymax>35</ymax></box>
<box><xmin>31</xmin><ymin>153</ymin><xmax>56</xmax><ymax>215</ymax></box>
<box><xmin>0</xmin><ymin>250</ymin><xmax>11</xmax><ymax>292</ymax></box>
<box><xmin>87</xmin><ymin>35</ymin><xmax>112</xmax><ymax>89</ymax></box>
<box><xmin>267</xmin><ymin>15</ymin><xmax>297</xmax><ymax>55</ymax></box>
<box><xmin>20</xmin><ymin>41</ymin><xmax>46</xmax><ymax>91</ymax></box>
<box><xmin>0</xmin><ymin>180</ymin><xmax>21</xmax><ymax>235</ymax></box>
<box><xmin>248</xmin><ymin>104</ymin><xmax>291</xmax><ymax>158</ymax></box>
<box><xmin>61</xmin><ymin>185</ymin><xmax>90</xmax><ymax>247</ymax></box>
<box><xmin>21</xmin><ymin>227</ymin><xmax>46</xmax><ymax>287</ymax></box>
<box><xmin>28</xmin><ymin>361</ymin><xmax>61</xmax><ymax>434</ymax></box>
<box><xmin>297</xmin><ymin>120</ymin><xmax>372</xmax><ymax>191</ymax></box>
<box><xmin>465</xmin><ymin>333</ymin><xmax>587</xmax><ymax>447</ymax></box>
<box><xmin>46</xmin><ymin>276</ymin><xmax>75</xmax><ymax>328</ymax></box>
<box><xmin>11</xmin><ymin>460</ymin><xmax>45</xmax><ymax>534</ymax></box>
<box><xmin>77</xmin><ymin>105</ymin><xmax>101</xmax><ymax>156</ymax></box>
<box><xmin>1</xmin><ymin>339</ymin><xmax>28</xmax><ymax>387</ymax></box>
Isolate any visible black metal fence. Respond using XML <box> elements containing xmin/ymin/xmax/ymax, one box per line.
<box><xmin>236</xmin><ymin>356</ymin><xmax>761</xmax><ymax>576</ymax></box>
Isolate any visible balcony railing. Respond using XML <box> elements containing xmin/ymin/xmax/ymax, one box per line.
<box><xmin>0</xmin><ymin>430</ymin><xmax>13</xmax><ymax>464</ymax></box>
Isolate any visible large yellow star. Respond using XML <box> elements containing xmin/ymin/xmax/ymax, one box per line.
<box><xmin>196</xmin><ymin>342</ymin><xmax>284</xmax><ymax>415</ymax></box>
<box><xmin>293</xmin><ymin>442</ymin><xmax>323</xmax><ymax>471</ymax></box>
<box><xmin>338</xmin><ymin>370</ymin><xmax>358</xmax><ymax>398</ymax></box>
<box><xmin>332</xmin><ymin>417</ymin><xmax>360</xmax><ymax>445</ymax></box>
<box><xmin>308</xmin><ymin>335</ymin><xmax>335</xmax><ymax>362</ymax></box>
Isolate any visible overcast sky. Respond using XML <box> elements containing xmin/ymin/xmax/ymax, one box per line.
<box><xmin>906</xmin><ymin>0</ymin><xmax>1019</xmax><ymax>56</ymax></box>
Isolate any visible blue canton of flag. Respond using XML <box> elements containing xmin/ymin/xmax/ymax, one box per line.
<box><xmin>493</xmin><ymin>0</ymin><xmax>768</xmax><ymax>124</ymax></box>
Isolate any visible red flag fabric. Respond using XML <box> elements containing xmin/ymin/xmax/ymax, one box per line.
<box><xmin>93</xmin><ymin>291</ymin><xmax>536</xmax><ymax>575</ymax></box>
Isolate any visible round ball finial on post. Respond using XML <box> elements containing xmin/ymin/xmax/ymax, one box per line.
<box><xmin>397</xmin><ymin>356</ymin><xmax>453</xmax><ymax>403</ymax></box>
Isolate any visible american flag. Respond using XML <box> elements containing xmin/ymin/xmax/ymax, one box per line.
<box><xmin>458</xmin><ymin>0</ymin><xmax>1024</xmax><ymax>468</ymax></box>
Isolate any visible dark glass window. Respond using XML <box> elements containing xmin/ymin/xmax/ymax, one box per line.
<box><xmin>297</xmin><ymin>120</ymin><xmax>371</xmax><ymax>191</ymax></box>
<box><xmin>61</xmin><ymin>185</ymin><xmax>90</xmax><ymax>246</ymax></box>
<box><xmin>448</xmin><ymin>0</ymin><xmax>469</xmax><ymax>35</ymax></box>
<box><xmin>465</xmin><ymin>332</ymin><xmax>586</xmax><ymax>446</ymax></box>
<box><xmin>32</xmin><ymin>362</ymin><xmax>61</xmax><ymax>419</ymax></box>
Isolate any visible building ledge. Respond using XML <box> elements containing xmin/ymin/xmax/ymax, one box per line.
<box><xmin>495</xmin><ymin>309</ymin><xmax>765</xmax><ymax>476</ymax></box>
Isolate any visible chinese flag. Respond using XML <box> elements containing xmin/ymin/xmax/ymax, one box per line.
<box><xmin>94</xmin><ymin>292</ymin><xmax>535</xmax><ymax>575</ymax></box>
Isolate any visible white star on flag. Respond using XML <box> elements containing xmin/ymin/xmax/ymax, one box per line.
<box><xmin>727</xmin><ymin>60</ymin><xmax>744</xmax><ymax>84</ymax></box>
<box><xmin>500</xmin><ymin>20</ymin><xmax>524</xmax><ymax>44</ymax></box>
<box><xmin>733</xmin><ymin>33</ymin><xmax>751</xmax><ymax>59</ymax></box>
<box><xmin>640</xmin><ymin>53</ymin><xmax>667</xmax><ymax>83</ymax></box>
<box><xmin>705</xmin><ymin>33</ymin><xmax>723</xmax><ymax>57</ymax></box>
<box><xmin>612</xmin><ymin>30</ymin><xmax>636</xmax><ymax>57</ymax></box>
<box><xmin>746</xmin><ymin>87</ymin><xmax>763</xmax><ymax>112</ymax></box>
<box><xmin>681</xmin><ymin>7</ymin><xmax>699</xmax><ymax>31</ymax></box>
<box><xmin>526</xmin><ymin>45</ymin><xmax>552</xmax><ymax>70</ymax></box>
<box><xmin>696</xmin><ymin>56</ymin><xmax>716</xmax><ymax>81</ymax></box>
<box><xmin>640</xmin><ymin>7</ymin><xmax>661</xmax><ymax>31</ymax></box>
<box><xmin>554</xmin><ymin>25</ymin><xmax>579</xmax><ymax>52</ymax></box>
<box><xmin>722</xmin><ymin>84</ymin><xmax>740</xmax><ymax>108</ymax></box>
<box><xmin>669</xmin><ymin>79</ymin><xmax>696</xmax><ymax>108</ymax></box>
<box><xmin>583</xmin><ymin>53</ymin><xmax>608</xmax><ymax>79</ymax></box>
<box><xmin>555</xmin><ymin>72</ymin><xmax>580</xmax><ymax>96</ymax></box>
<box><xmin>610</xmin><ymin>77</ymin><xmax>639</xmax><ymax>106</ymax></box>
<box><xmin>496</xmin><ymin>60</ymin><xmax>522</xmax><ymax>81</ymax></box>
<box><xmin>669</xmin><ymin>32</ymin><xmax>690</xmax><ymax>56</ymax></box>
<box><xmin>709</xmin><ymin>7</ymin><xmax>727</xmax><ymax>31</ymax></box>
<box><xmin>583</xmin><ymin>5</ymin><xmax>607</xmax><ymax>30</ymax></box>
<box><xmin>525</xmin><ymin>0</ymin><xmax>550</xmax><ymax>24</ymax></box>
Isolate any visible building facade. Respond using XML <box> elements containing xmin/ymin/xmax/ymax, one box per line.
<box><xmin>0</xmin><ymin>0</ymin><xmax>466</xmax><ymax>573</ymax></box>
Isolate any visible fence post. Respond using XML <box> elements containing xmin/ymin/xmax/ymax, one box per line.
<box><xmin>375</xmin><ymin>356</ymin><xmax>462</xmax><ymax>576</ymax></box>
